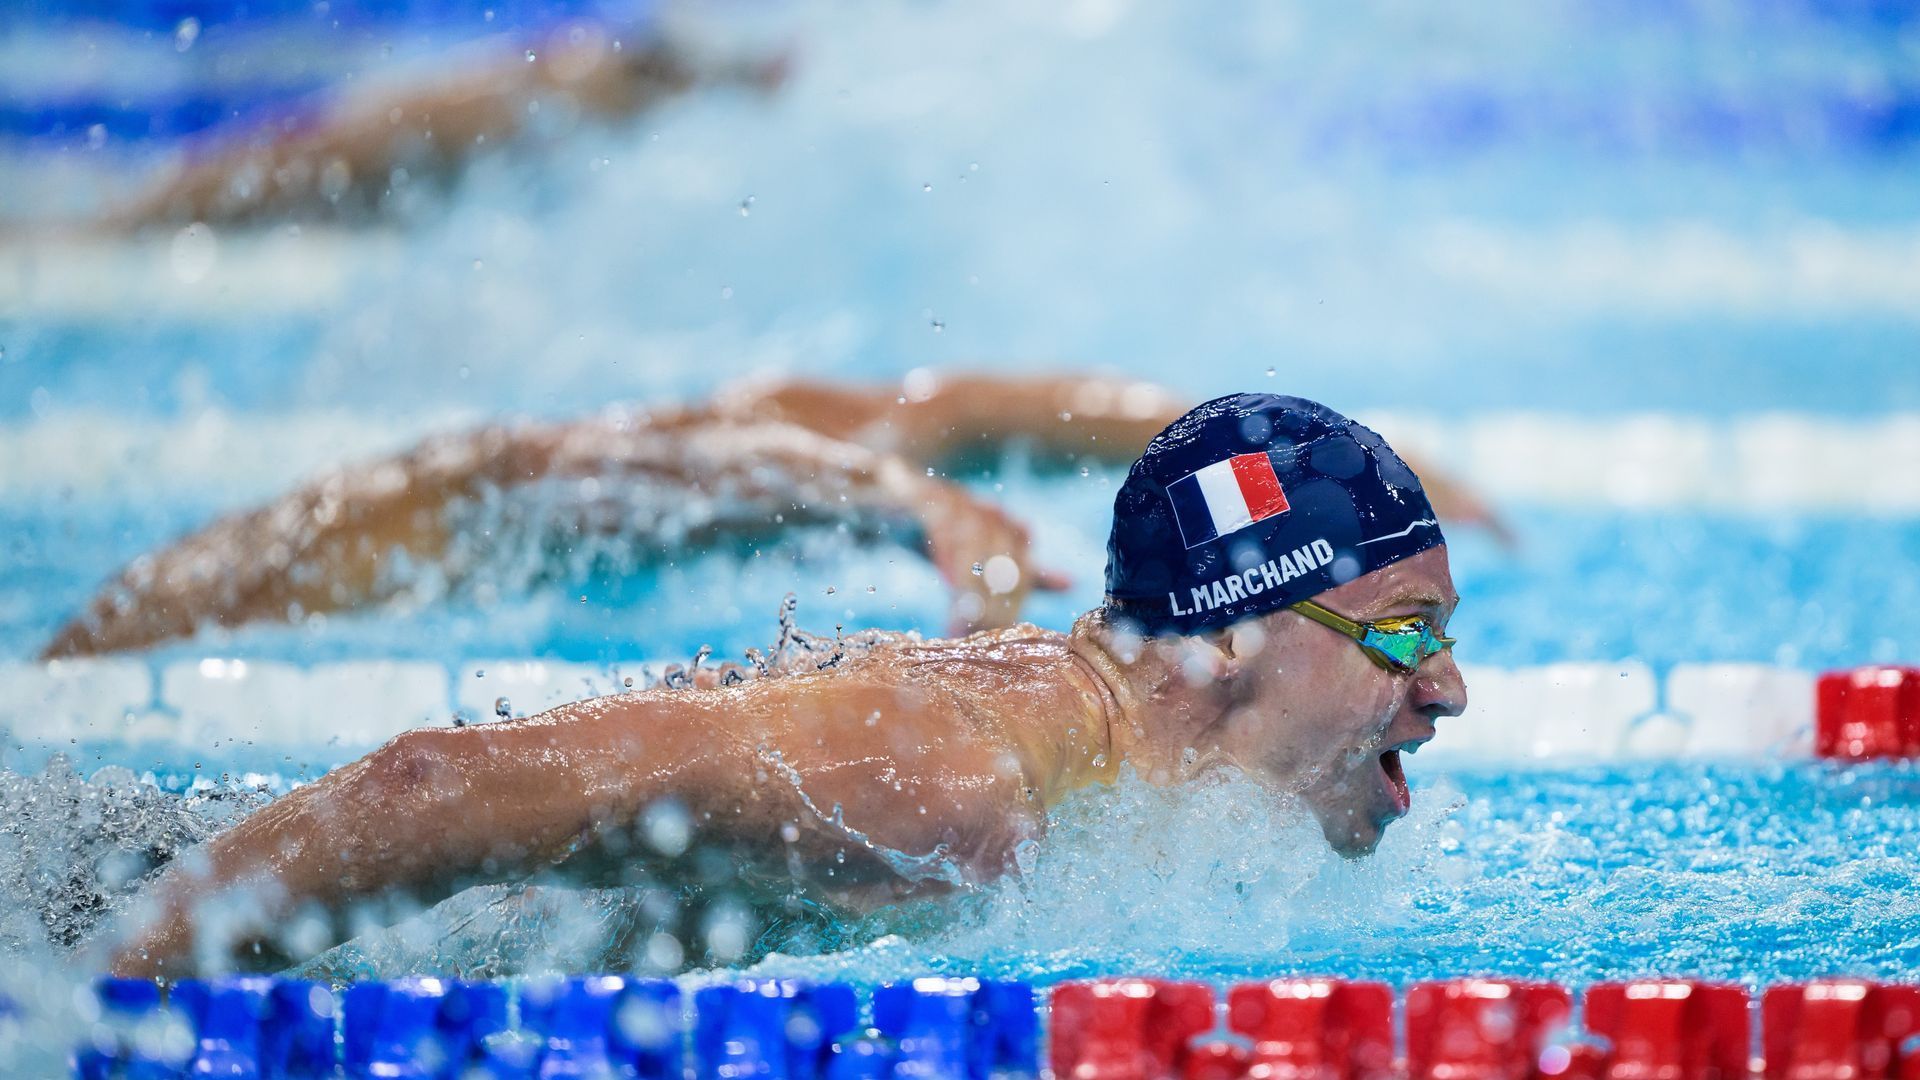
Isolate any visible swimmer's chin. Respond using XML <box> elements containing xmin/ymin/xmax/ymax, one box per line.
<box><xmin>1320</xmin><ymin>818</ymin><xmax>1388</xmax><ymax>859</ymax></box>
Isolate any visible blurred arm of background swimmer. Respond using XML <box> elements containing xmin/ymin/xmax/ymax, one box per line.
<box><xmin>41</xmin><ymin>417</ymin><xmax>1061</xmax><ymax>659</ymax></box>
<box><xmin>105</xmin><ymin>654</ymin><xmax>1053</xmax><ymax>978</ymax></box>
<box><xmin>96</xmin><ymin>22</ymin><xmax>786</xmax><ymax>231</ymax></box>
<box><xmin>722</xmin><ymin>372</ymin><xmax>1514</xmax><ymax>543</ymax></box>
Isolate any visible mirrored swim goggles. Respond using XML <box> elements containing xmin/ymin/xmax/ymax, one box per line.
<box><xmin>1289</xmin><ymin>599</ymin><xmax>1456</xmax><ymax>674</ymax></box>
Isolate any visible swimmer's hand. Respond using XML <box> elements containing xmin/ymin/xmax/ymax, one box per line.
<box><xmin>917</xmin><ymin>489</ymin><xmax>1072</xmax><ymax>636</ymax></box>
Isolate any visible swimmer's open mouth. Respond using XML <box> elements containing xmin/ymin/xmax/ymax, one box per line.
<box><xmin>1378</xmin><ymin>738</ymin><xmax>1424</xmax><ymax>817</ymax></box>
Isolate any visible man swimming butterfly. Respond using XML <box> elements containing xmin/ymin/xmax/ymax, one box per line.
<box><xmin>108</xmin><ymin>393</ymin><xmax>1467</xmax><ymax>977</ymax></box>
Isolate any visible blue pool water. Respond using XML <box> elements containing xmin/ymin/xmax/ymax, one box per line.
<box><xmin>1</xmin><ymin>4</ymin><xmax>1919</xmax><ymax>1063</ymax></box>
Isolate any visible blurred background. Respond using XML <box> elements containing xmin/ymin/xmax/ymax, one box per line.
<box><xmin>2</xmin><ymin>0</ymin><xmax>1918</xmax><ymax>671</ymax></box>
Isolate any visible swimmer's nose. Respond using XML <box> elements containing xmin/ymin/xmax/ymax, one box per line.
<box><xmin>1413</xmin><ymin>649</ymin><xmax>1467</xmax><ymax>720</ymax></box>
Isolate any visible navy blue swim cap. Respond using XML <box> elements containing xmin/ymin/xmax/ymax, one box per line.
<box><xmin>1103</xmin><ymin>394</ymin><xmax>1443</xmax><ymax>636</ymax></box>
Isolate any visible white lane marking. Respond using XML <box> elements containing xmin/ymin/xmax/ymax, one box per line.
<box><xmin>8</xmin><ymin>222</ymin><xmax>1920</xmax><ymax>318</ymax></box>
<box><xmin>6</xmin><ymin>409</ymin><xmax>1920</xmax><ymax>513</ymax></box>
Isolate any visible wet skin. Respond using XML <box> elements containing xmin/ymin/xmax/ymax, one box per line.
<box><xmin>107</xmin><ymin>546</ymin><xmax>1464</xmax><ymax>977</ymax></box>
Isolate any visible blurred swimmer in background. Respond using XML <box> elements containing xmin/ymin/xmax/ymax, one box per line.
<box><xmin>44</xmin><ymin>371</ymin><xmax>1505</xmax><ymax>657</ymax></box>
<box><xmin>107</xmin><ymin>392</ymin><xmax>1467</xmax><ymax>977</ymax></box>
<box><xmin>68</xmin><ymin>17</ymin><xmax>785</xmax><ymax>232</ymax></box>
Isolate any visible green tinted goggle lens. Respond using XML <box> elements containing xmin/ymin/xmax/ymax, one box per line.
<box><xmin>1291</xmin><ymin>601</ymin><xmax>1456</xmax><ymax>674</ymax></box>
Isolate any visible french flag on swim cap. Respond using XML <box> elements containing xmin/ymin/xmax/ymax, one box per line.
<box><xmin>1166</xmin><ymin>452</ymin><xmax>1291</xmax><ymax>548</ymax></box>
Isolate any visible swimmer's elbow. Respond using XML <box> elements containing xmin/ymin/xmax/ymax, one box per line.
<box><xmin>356</xmin><ymin>727</ymin><xmax>467</xmax><ymax>802</ymax></box>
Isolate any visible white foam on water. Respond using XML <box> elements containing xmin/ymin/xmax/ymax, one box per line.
<box><xmin>0</xmin><ymin>230</ymin><xmax>396</xmax><ymax>319</ymax></box>
<box><xmin>739</xmin><ymin>765</ymin><xmax>1469</xmax><ymax>984</ymax></box>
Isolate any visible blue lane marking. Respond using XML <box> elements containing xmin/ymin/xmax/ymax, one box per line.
<box><xmin>1300</xmin><ymin>83</ymin><xmax>1920</xmax><ymax>158</ymax></box>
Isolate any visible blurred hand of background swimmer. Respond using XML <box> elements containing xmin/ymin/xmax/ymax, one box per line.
<box><xmin>40</xmin><ymin>372</ymin><xmax>1505</xmax><ymax>658</ymax></box>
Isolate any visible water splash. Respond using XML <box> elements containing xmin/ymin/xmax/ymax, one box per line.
<box><xmin>742</xmin><ymin>765</ymin><xmax>1465</xmax><ymax>985</ymax></box>
<box><xmin>0</xmin><ymin>757</ymin><xmax>264</xmax><ymax>955</ymax></box>
<box><xmin>756</xmin><ymin>748</ymin><xmax>969</xmax><ymax>887</ymax></box>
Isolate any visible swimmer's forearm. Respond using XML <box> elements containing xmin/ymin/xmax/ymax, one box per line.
<box><xmin>40</xmin><ymin>424</ymin><xmax>566</xmax><ymax>658</ymax></box>
<box><xmin>905</xmin><ymin>375</ymin><xmax>1188</xmax><ymax>463</ymax></box>
<box><xmin>109</xmin><ymin>703</ymin><xmax>730</xmax><ymax>977</ymax></box>
<box><xmin>731</xmin><ymin>375</ymin><xmax>1188</xmax><ymax>465</ymax></box>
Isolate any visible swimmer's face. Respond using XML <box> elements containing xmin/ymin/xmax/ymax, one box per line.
<box><xmin>1211</xmin><ymin>545</ymin><xmax>1467</xmax><ymax>856</ymax></box>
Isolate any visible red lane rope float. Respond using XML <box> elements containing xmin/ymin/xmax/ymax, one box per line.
<box><xmin>1403</xmin><ymin>979</ymin><xmax>1572</xmax><ymax>1080</ymax></box>
<box><xmin>1047</xmin><ymin>978</ymin><xmax>1920</xmax><ymax>1080</ymax></box>
<box><xmin>1050</xmin><ymin>978</ymin><xmax>1216</xmax><ymax>1080</ymax></box>
<box><xmin>1224</xmin><ymin>978</ymin><xmax>1394</xmax><ymax>1080</ymax></box>
<box><xmin>1817</xmin><ymin>666</ymin><xmax>1920</xmax><ymax>760</ymax></box>
<box><xmin>1762</xmin><ymin>981</ymin><xmax>1920</xmax><ymax>1080</ymax></box>
<box><xmin>1581</xmin><ymin>981</ymin><xmax>1748</xmax><ymax>1080</ymax></box>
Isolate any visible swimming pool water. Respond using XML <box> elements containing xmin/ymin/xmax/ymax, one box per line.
<box><xmin>1</xmin><ymin>2</ymin><xmax>1919</xmax><ymax>1060</ymax></box>
<box><xmin>31</xmin><ymin>761</ymin><xmax>1899</xmax><ymax>990</ymax></box>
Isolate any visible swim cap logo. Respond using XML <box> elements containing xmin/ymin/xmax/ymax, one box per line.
<box><xmin>1166</xmin><ymin>451</ymin><xmax>1290</xmax><ymax>549</ymax></box>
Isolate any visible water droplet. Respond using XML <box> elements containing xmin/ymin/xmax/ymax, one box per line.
<box><xmin>494</xmin><ymin>697</ymin><xmax>511</xmax><ymax>718</ymax></box>
<box><xmin>623</xmin><ymin>676</ymin><xmax>635</xmax><ymax>689</ymax></box>
<box><xmin>525</xmin><ymin>49</ymin><xmax>537</xmax><ymax>62</ymax></box>
<box><xmin>644</xmin><ymin>800</ymin><xmax>691</xmax><ymax>856</ymax></box>
<box><xmin>824</xmin><ymin>585</ymin><xmax>836</xmax><ymax>595</ymax></box>
<box><xmin>930</xmin><ymin>318</ymin><xmax>945</xmax><ymax>332</ymax></box>
<box><xmin>474</xmin><ymin>669</ymin><xmax>485</xmax><ymax>678</ymax></box>
<box><xmin>922</xmin><ymin>183</ymin><xmax>933</xmax><ymax>192</ymax></box>
<box><xmin>645</xmin><ymin>931</ymin><xmax>683</xmax><ymax>970</ymax></box>
<box><xmin>1013</xmin><ymin>838</ymin><xmax>1039</xmax><ymax>875</ymax></box>
<box><xmin>1266</xmin><ymin>366</ymin><xmax>1276</xmax><ymax>377</ymax></box>
<box><xmin>970</xmin><ymin>562</ymin><xmax>984</xmax><ymax>576</ymax></box>
<box><xmin>174</xmin><ymin>17</ymin><xmax>200</xmax><ymax>51</ymax></box>
<box><xmin>738</xmin><ymin>196</ymin><xmax>754</xmax><ymax>216</ymax></box>
<box><xmin>865</xmin><ymin>585</ymin><xmax>876</xmax><ymax>593</ymax></box>
<box><xmin>1080</xmin><ymin>465</ymin><xmax>1091</xmax><ymax>477</ymax></box>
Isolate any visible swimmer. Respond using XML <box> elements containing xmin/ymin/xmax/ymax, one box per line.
<box><xmin>94</xmin><ymin>20</ymin><xmax>785</xmax><ymax>231</ymax></box>
<box><xmin>106</xmin><ymin>393</ymin><xmax>1466</xmax><ymax>977</ymax></box>
<box><xmin>43</xmin><ymin>371</ymin><xmax>1502</xmax><ymax>657</ymax></box>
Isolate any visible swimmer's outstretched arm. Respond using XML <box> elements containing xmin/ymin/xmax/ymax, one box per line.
<box><xmin>720</xmin><ymin>373</ymin><xmax>1191</xmax><ymax>467</ymax></box>
<box><xmin>106</xmin><ymin>664</ymin><xmax>1049</xmax><ymax>978</ymax></box>
<box><xmin>97</xmin><ymin>25</ymin><xmax>783</xmax><ymax>231</ymax></box>
<box><xmin>726</xmin><ymin>373</ymin><xmax>1513</xmax><ymax>541</ymax></box>
<box><xmin>42</xmin><ymin>418</ymin><xmax>1058</xmax><ymax>658</ymax></box>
